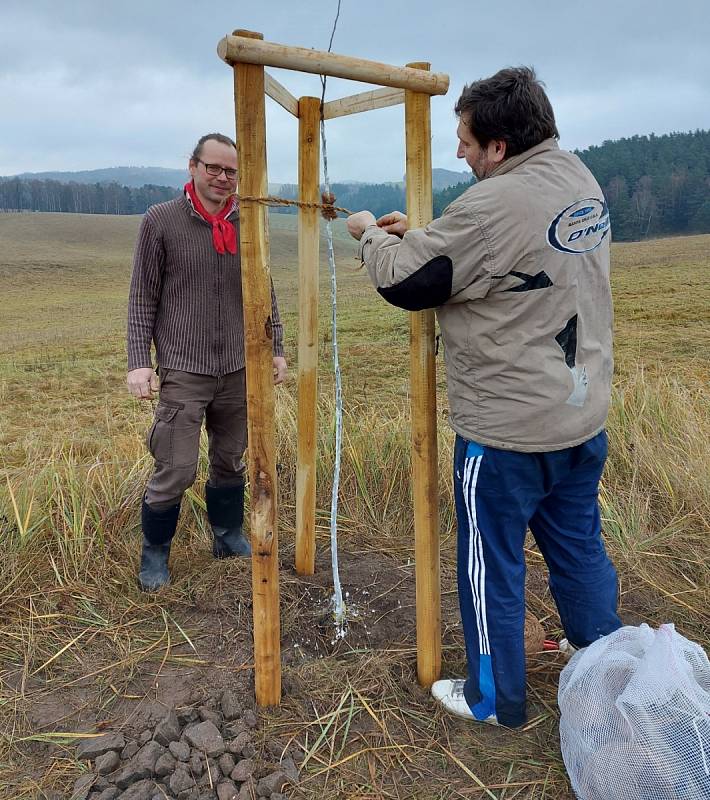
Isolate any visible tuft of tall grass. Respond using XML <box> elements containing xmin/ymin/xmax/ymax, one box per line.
<box><xmin>1</xmin><ymin>365</ymin><xmax>708</xmax><ymax>799</ymax></box>
<box><xmin>3</xmin><ymin>366</ymin><xmax>707</xmax><ymax>627</ymax></box>
<box><xmin>0</xmin><ymin>366</ymin><xmax>705</xmax><ymax>708</ymax></box>
<box><xmin>601</xmin><ymin>371</ymin><xmax>710</xmax><ymax>634</ymax></box>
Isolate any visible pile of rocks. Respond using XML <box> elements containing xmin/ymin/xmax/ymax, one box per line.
<box><xmin>71</xmin><ymin>691</ymin><xmax>299</xmax><ymax>800</ymax></box>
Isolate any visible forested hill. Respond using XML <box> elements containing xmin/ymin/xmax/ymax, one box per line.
<box><xmin>278</xmin><ymin>130</ymin><xmax>710</xmax><ymax>240</ymax></box>
<box><xmin>575</xmin><ymin>129</ymin><xmax>710</xmax><ymax>240</ymax></box>
<box><xmin>275</xmin><ymin>179</ymin><xmax>476</xmax><ymax>220</ymax></box>
<box><xmin>1</xmin><ymin>130</ymin><xmax>708</xmax><ymax>241</ymax></box>
<box><xmin>0</xmin><ymin>180</ymin><xmax>179</xmax><ymax>215</ymax></box>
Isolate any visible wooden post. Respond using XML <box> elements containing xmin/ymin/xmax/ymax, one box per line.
<box><xmin>295</xmin><ymin>96</ymin><xmax>321</xmax><ymax>576</ymax></box>
<box><xmin>232</xmin><ymin>29</ymin><xmax>280</xmax><ymax>706</ymax></box>
<box><xmin>405</xmin><ymin>62</ymin><xmax>441</xmax><ymax>688</ymax></box>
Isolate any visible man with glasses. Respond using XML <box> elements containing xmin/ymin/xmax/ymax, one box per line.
<box><xmin>127</xmin><ymin>132</ymin><xmax>287</xmax><ymax>591</ymax></box>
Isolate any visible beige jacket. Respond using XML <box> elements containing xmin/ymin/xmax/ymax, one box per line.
<box><xmin>360</xmin><ymin>139</ymin><xmax>613</xmax><ymax>452</ymax></box>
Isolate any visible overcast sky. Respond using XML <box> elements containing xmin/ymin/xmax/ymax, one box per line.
<box><xmin>2</xmin><ymin>0</ymin><xmax>708</xmax><ymax>183</ymax></box>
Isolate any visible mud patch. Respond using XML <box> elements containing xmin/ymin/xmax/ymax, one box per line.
<box><xmin>4</xmin><ymin>547</ymin><xmax>563</xmax><ymax>799</ymax></box>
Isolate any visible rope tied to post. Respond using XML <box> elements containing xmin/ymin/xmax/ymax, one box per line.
<box><xmin>229</xmin><ymin>192</ymin><xmax>351</xmax><ymax>217</ymax></box>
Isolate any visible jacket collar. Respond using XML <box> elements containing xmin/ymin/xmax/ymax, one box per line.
<box><xmin>489</xmin><ymin>138</ymin><xmax>560</xmax><ymax>179</ymax></box>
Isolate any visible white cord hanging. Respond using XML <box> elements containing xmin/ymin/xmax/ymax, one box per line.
<box><xmin>320</xmin><ymin>0</ymin><xmax>346</xmax><ymax>639</ymax></box>
<box><xmin>321</xmin><ymin>122</ymin><xmax>346</xmax><ymax>639</ymax></box>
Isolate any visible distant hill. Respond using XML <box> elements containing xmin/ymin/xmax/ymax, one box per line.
<box><xmin>385</xmin><ymin>169</ymin><xmax>471</xmax><ymax>190</ymax></box>
<box><xmin>432</xmin><ymin>168</ymin><xmax>472</xmax><ymax>190</ymax></box>
<box><xmin>5</xmin><ymin>165</ymin><xmax>471</xmax><ymax>195</ymax></box>
<box><xmin>11</xmin><ymin>166</ymin><xmax>189</xmax><ymax>190</ymax></box>
<box><xmin>4</xmin><ymin>130</ymin><xmax>709</xmax><ymax>241</ymax></box>
<box><xmin>7</xmin><ymin>166</ymin><xmax>284</xmax><ymax>194</ymax></box>
<box><xmin>274</xmin><ymin>178</ymin><xmax>475</xmax><ymax>220</ymax></box>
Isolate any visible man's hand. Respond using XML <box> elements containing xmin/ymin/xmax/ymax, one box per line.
<box><xmin>273</xmin><ymin>356</ymin><xmax>287</xmax><ymax>385</ymax></box>
<box><xmin>377</xmin><ymin>211</ymin><xmax>408</xmax><ymax>238</ymax></box>
<box><xmin>127</xmin><ymin>367</ymin><xmax>159</xmax><ymax>400</ymax></box>
<box><xmin>346</xmin><ymin>210</ymin><xmax>377</xmax><ymax>240</ymax></box>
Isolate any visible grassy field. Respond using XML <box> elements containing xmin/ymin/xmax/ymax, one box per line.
<box><xmin>0</xmin><ymin>212</ymin><xmax>709</xmax><ymax>799</ymax></box>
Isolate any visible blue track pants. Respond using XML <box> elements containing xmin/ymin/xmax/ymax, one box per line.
<box><xmin>453</xmin><ymin>430</ymin><xmax>622</xmax><ymax>728</ymax></box>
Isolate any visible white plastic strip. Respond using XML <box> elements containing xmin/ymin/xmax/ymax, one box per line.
<box><xmin>320</xmin><ymin>111</ymin><xmax>346</xmax><ymax>639</ymax></box>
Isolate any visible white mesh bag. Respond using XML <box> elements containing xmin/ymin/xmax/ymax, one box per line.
<box><xmin>558</xmin><ymin>624</ymin><xmax>710</xmax><ymax>799</ymax></box>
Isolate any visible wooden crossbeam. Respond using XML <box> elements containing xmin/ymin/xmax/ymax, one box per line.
<box><xmin>264</xmin><ymin>71</ymin><xmax>299</xmax><ymax>117</ymax></box>
<box><xmin>218</xmin><ymin>31</ymin><xmax>449</xmax><ymax>96</ymax></box>
<box><xmin>264</xmin><ymin>77</ymin><xmax>405</xmax><ymax>121</ymax></box>
<box><xmin>322</xmin><ymin>87</ymin><xmax>405</xmax><ymax>120</ymax></box>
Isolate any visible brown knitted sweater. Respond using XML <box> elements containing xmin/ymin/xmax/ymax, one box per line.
<box><xmin>127</xmin><ymin>196</ymin><xmax>284</xmax><ymax>375</ymax></box>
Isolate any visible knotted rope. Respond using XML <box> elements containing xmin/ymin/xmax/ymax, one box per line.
<box><xmin>231</xmin><ymin>192</ymin><xmax>350</xmax><ymax>218</ymax></box>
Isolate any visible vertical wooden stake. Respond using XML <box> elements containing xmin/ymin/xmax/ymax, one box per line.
<box><xmin>405</xmin><ymin>62</ymin><xmax>441</xmax><ymax>688</ymax></box>
<box><xmin>295</xmin><ymin>97</ymin><xmax>321</xmax><ymax>576</ymax></box>
<box><xmin>232</xmin><ymin>29</ymin><xmax>281</xmax><ymax>706</ymax></box>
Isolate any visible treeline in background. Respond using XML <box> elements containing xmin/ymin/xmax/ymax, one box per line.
<box><xmin>578</xmin><ymin>130</ymin><xmax>710</xmax><ymax>240</ymax></box>
<box><xmin>0</xmin><ymin>180</ymin><xmax>179</xmax><ymax>215</ymax></box>
<box><xmin>271</xmin><ymin>130</ymin><xmax>710</xmax><ymax>239</ymax></box>
<box><xmin>275</xmin><ymin>179</ymin><xmax>475</xmax><ymax>220</ymax></box>
<box><xmin>1</xmin><ymin>130</ymin><xmax>708</xmax><ymax>242</ymax></box>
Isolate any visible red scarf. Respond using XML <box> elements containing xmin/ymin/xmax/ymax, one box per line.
<box><xmin>184</xmin><ymin>181</ymin><xmax>238</xmax><ymax>255</ymax></box>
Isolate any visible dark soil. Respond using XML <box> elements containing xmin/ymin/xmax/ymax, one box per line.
<box><xmin>5</xmin><ymin>546</ymin><xmax>581</xmax><ymax>799</ymax></box>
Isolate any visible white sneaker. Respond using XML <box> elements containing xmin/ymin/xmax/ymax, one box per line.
<box><xmin>559</xmin><ymin>639</ymin><xmax>580</xmax><ymax>660</ymax></box>
<box><xmin>431</xmin><ymin>679</ymin><xmax>499</xmax><ymax>725</ymax></box>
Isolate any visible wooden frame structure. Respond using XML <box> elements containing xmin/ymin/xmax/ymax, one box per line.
<box><xmin>218</xmin><ymin>29</ymin><xmax>449</xmax><ymax>706</ymax></box>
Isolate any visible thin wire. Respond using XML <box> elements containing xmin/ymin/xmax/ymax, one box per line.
<box><xmin>325</xmin><ymin>0</ymin><xmax>342</xmax><ymax>53</ymax></box>
<box><xmin>320</xmin><ymin>0</ymin><xmax>346</xmax><ymax>638</ymax></box>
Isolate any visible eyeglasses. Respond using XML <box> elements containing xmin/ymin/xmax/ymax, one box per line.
<box><xmin>195</xmin><ymin>158</ymin><xmax>237</xmax><ymax>180</ymax></box>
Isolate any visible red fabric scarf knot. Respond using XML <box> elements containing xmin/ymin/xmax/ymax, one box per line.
<box><xmin>184</xmin><ymin>181</ymin><xmax>237</xmax><ymax>255</ymax></box>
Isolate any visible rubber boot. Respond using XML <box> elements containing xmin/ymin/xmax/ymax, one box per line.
<box><xmin>138</xmin><ymin>498</ymin><xmax>180</xmax><ymax>591</ymax></box>
<box><xmin>205</xmin><ymin>482</ymin><xmax>251</xmax><ymax>558</ymax></box>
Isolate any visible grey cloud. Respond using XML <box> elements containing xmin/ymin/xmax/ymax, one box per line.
<box><xmin>1</xmin><ymin>0</ymin><xmax>708</xmax><ymax>180</ymax></box>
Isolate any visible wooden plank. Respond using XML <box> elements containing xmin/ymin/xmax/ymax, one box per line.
<box><xmin>218</xmin><ymin>32</ymin><xmax>449</xmax><ymax>96</ymax></box>
<box><xmin>322</xmin><ymin>87</ymin><xmax>405</xmax><ymax>120</ymax></box>
<box><xmin>404</xmin><ymin>62</ymin><xmax>441</xmax><ymax>688</ymax></box>
<box><xmin>295</xmin><ymin>96</ymin><xmax>321</xmax><ymax>576</ymax></box>
<box><xmin>264</xmin><ymin>71</ymin><xmax>299</xmax><ymax>117</ymax></box>
<box><xmin>232</xmin><ymin>30</ymin><xmax>281</xmax><ymax>707</ymax></box>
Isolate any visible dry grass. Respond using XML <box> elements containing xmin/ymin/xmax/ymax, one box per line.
<box><xmin>1</xmin><ymin>213</ymin><xmax>709</xmax><ymax>799</ymax></box>
<box><xmin>610</xmin><ymin>234</ymin><xmax>710</xmax><ymax>386</ymax></box>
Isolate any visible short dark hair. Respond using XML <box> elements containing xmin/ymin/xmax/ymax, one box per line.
<box><xmin>454</xmin><ymin>67</ymin><xmax>559</xmax><ymax>158</ymax></box>
<box><xmin>190</xmin><ymin>133</ymin><xmax>237</xmax><ymax>162</ymax></box>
